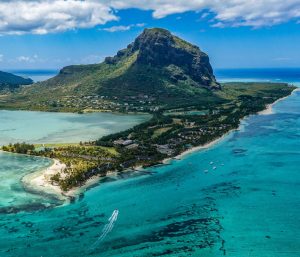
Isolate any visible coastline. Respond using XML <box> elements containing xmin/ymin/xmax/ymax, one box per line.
<box><xmin>164</xmin><ymin>129</ymin><xmax>236</xmax><ymax>164</ymax></box>
<box><xmin>163</xmin><ymin>88</ymin><xmax>298</xmax><ymax>164</ymax></box>
<box><xmin>22</xmin><ymin>158</ymin><xmax>120</xmax><ymax>201</ymax></box>
<box><xmin>21</xmin><ymin>159</ymin><xmax>69</xmax><ymax>200</ymax></box>
<box><xmin>259</xmin><ymin>87</ymin><xmax>300</xmax><ymax>115</ymax></box>
<box><xmin>259</xmin><ymin>95</ymin><xmax>290</xmax><ymax>115</ymax></box>
<box><xmin>20</xmin><ymin>88</ymin><xmax>297</xmax><ymax>200</ymax></box>
<box><xmin>0</xmin><ymin>150</ymin><xmax>70</xmax><ymax>200</ymax></box>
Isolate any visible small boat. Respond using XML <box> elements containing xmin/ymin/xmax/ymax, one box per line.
<box><xmin>213</xmin><ymin>166</ymin><xmax>217</xmax><ymax>170</ymax></box>
<box><xmin>109</xmin><ymin>209</ymin><xmax>119</xmax><ymax>222</ymax></box>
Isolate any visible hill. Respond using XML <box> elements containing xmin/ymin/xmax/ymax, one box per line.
<box><xmin>1</xmin><ymin>28</ymin><xmax>222</xmax><ymax>112</ymax></box>
<box><xmin>0</xmin><ymin>71</ymin><xmax>33</xmax><ymax>92</ymax></box>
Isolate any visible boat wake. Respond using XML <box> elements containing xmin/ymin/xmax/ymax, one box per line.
<box><xmin>89</xmin><ymin>209</ymin><xmax>119</xmax><ymax>251</ymax></box>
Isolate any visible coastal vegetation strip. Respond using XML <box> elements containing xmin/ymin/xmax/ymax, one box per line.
<box><xmin>2</xmin><ymin>82</ymin><xmax>296</xmax><ymax>192</ymax></box>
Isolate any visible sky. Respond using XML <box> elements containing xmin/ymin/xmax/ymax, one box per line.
<box><xmin>0</xmin><ymin>0</ymin><xmax>300</xmax><ymax>71</ymax></box>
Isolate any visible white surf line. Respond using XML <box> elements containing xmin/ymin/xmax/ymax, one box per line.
<box><xmin>89</xmin><ymin>209</ymin><xmax>119</xmax><ymax>250</ymax></box>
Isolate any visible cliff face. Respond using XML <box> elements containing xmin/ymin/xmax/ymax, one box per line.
<box><xmin>133</xmin><ymin>28</ymin><xmax>219</xmax><ymax>88</ymax></box>
<box><xmin>105</xmin><ymin>28</ymin><xmax>220</xmax><ymax>89</ymax></box>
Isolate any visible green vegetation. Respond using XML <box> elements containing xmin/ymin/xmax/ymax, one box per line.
<box><xmin>2</xmin><ymin>82</ymin><xmax>295</xmax><ymax>191</ymax></box>
<box><xmin>0</xmin><ymin>28</ymin><xmax>220</xmax><ymax>112</ymax></box>
<box><xmin>0</xmin><ymin>28</ymin><xmax>296</xmax><ymax>192</ymax></box>
<box><xmin>0</xmin><ymin>71</ymin><xmax>33</xmax><ymax>93</ymax></box>
<box><xmin>36</xmin><ymin>145</ymin><xmax>119</xmax><ymax>191</ymax></box>
<box><xmin>2</xmin><ymin>143</ymin><xmax>120</xmax><ymax>191</ymax></box>
<box><xmin>2</xmin><ymin>142</ymin><xmax>35</xmax><ymax>154</ymax></box>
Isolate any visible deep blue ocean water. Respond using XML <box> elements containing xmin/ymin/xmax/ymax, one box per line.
<box><xmin>215</xmin><ymin>68</ymin><xmax>300</xmax><ymax>85</ymax></box>
<box><xmin>0</xmin><ymin>69</ymin><xmax>299</xmax><ymax>256</ymax></box>
<box><xmin>8</xmin><ymin>68</ymin><xmax>300</xmax><ymax>84</ymax></box>
<box><xmin>6</xmin><ymin>70</ymin><xmax>58</xmax><ymax>82</ymax></box>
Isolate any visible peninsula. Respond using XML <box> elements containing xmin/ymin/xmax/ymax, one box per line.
<box><xmin>1</xmin><ymin>28</ymin><xmax>296</xmax><ymax>193</ymax></box>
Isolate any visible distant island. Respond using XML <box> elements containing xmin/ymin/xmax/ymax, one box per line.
<box><xmin>1</xmin><ymin>28</ymin><xmax>296</xmax><ymax>194</ymax></box>
<box><xmin>0</xmin><ymin>70</ymin><xmax>33</xmax><ymax>93</ymax></box>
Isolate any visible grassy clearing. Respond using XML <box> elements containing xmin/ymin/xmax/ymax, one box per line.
<box><xmin>152</xmin><ymin>127</ymin><xmax>173</xmax><ymax>138</ymax></box>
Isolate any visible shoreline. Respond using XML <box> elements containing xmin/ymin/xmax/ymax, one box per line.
<box><xmin>259</xmin><ymin>87</ymin><xmax>300</xmax><ymax>115</ymax></box>
<box><xmin>0</xmin><ymin>107</ymin><xmax>151</xmax><ymax>116</ymax></box>
<box><xmin>22</xmin><ymin>158</ymin><xmax>121</xmax><ymax>201</ymax></box>
<box><xmin>258</xmin><ymin>96</ymin><xmax>289</xmax><ymax>115</ymax></box>
<box><xmin>164</xmin><ymin>129</ymin><xmax>237</xmax><ymax>164</ymax></box>
<box><xmin>17</xmin><ymin>88</ymin><xmax>298</xmax><ymax>201</ymax></box>
<box><xmin>163</xmin><ymin>88</ymin><xmax>299</xmax><ymax>164</ymax></box>
<box><xmin>21</xmin><ymin>159</ymin><xmax>70</xmax><ymax>201</ymax></box>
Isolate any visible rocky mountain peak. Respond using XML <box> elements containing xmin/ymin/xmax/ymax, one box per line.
<box><xmin>106</xmin><ymin>28</ymin><xmax>220</xmax><ymax>89</ymax></box>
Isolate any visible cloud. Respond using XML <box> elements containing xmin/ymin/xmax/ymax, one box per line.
<box><xmin>17</xmin><ymin>56</ymin><xmax>31</xmax><ymax>62</ymax></box>
<box><xmin>16</xmin><ymin>54</ymin><xmax>40</xmax><ymax>63</ymax></box>
<box><xmin>273</xmin><ymin>57</ymin><xmax>292</xmax><ymax>61</ymax></box>
<box><xmin>0</xmin><ymin>0</ymin><xmax>299</xmax><ymax>35</ymax></box>
<box><xmin>0</xmin><ymin>54</ymin><xmax>3</xmax><ymax>62</ymax></box>
<box><xmin>109</xmin><ymin>0</ymin><xmax>300</xmax><ymax>27</ymax></box>
<box><xmin>200</xmin><ymin>13</ymin><xmax>210</xmax><ymax>19</ymax></box>
<box><xmin>102</xmin><ymin>23</ymin><xmax>145</xmax><ymax>32</ymax></box>
<box><xmin>0</xmin><ymin>0</ymin><xmax>117</xmax><ymax>35</ymax></box>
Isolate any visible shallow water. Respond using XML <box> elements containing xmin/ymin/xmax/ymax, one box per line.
<box><xmin>0</xmin><ymin>90</ymin><xmax>299</xmax><ymax>256</ymax></box>
<box><xmin>0</xmin><ymin>110</ymin><xmax>149</xmax><ymax>145</ymax></box>
<box><xmin>0</xmin><ymin>111</ymin><xmax>149</xmax><ymax>211</ymax></box>
<box><xmin>0</xmin><ymin>83</ymin><xmax>299</xmax><ymax>255</ymax></box>
<box><xmin>0</xmin><ymin>152</ymin><xmax>55</xmax><ymax>211</ymax></box>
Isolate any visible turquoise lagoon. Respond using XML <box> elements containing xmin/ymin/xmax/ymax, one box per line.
<box><xmin>0</xmin><ymin>79</ymin><xmax>300</xmax><ymax>255</ymax></box>
<box><xmin>0</xmin><ymin>111</ymin><xmax>149</xmax><ymax>212</ymax></box>
<box><xmin>0</xmin><ymin>110</ymin><xmax>149</xmax><ymax>145</ymax></box>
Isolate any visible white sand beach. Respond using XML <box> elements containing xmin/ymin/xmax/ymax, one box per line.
<box><xmin>22</xmin><ymin>159</ymin><xmax>68</xmax><ymax>200</ymax></box>
<box><xmin>259</xmin><ymin>88</ymin><xmax>300</xmax><ymax>115</ymax></box>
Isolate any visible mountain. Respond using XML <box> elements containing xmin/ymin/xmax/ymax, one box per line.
<box><xmin>0</xmin><ymin>71</ymin><xmax>33</xmax><ymax>91</ymax></box>
<box><xmin>103</xmin><ymin>28</ymin><xmax>220</xmax><ymax>89</ymax></box>
<box><xmin>2</xmin><ymin>28</ymin><xmax>222</xmax><ymax>111</ymax></box>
